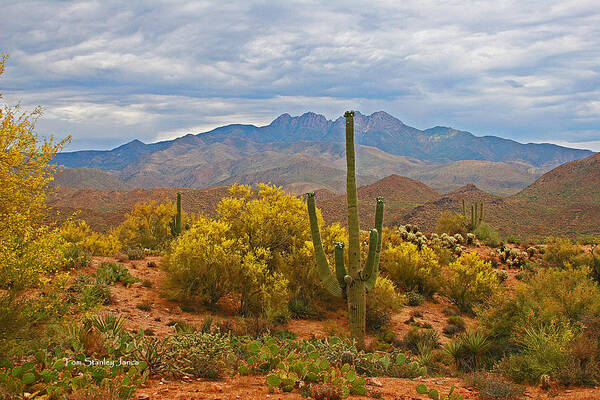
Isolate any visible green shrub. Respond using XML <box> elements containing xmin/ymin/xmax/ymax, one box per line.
<box><xmin>382</xmin><ymin>242</ymin><xmax>441</xmax><ymax>296</ymax></box>
<box><xmin>62</xmin><ymin>243</ymin><xmax>91</xmax><ymax>269</ymax></box>
<box><xmin>465</xmin><ymin>372</ymin><xmax>525</xmax><ymax>399</ymax></box>
<box><xmin>473</xmin><ymin>222</ymin><xmax>500</xmax><ymax>247</ymax></box>
<box><xmin>496</xmin><ymin>321</ymin><xmax>574</xmax><ymax>384</ymax></box>
<box><xmin>444</xmin><ymin>331</ymin><xmax>491</xmax><ymax>372</ymax></box>
<box><xmin>126</xmin><ymin>247</ymin><xmax>145</xmax><ymax>260</ymax></box>
<box><xmin>403</xmin><ymin>327</ymin><xmax>440</xmax><ymax>354</ymax></box>
<box><xmin>406</xmin><ymin>291</ymin><xmax>425</xmax><ymax>306</ymax></box>
<box><xmin>543</xmin><ymin>237</ymin><xmax>583</xmax><ymax>268</ymax></box>
<box><xmin>435</xmin><ymin>211</ymin><xmax>468</xmax><ymax>236</ymax></box>
<box><xmin>118</xmin><ymin>200</ymin><xmax>182</xmax><ymax>251</ymax></box>
<box><xmin>165</xmin><ymin>332</ymin><xmax>233</xmax><ymax>379</ymax></box>
<box><xmin>288</xmin><ymin>297</ymin><xmax>319</xmax><ymax>320</ymax></box>
<box><xmin>478</xmin><ymin>266</ymin><xmax>600</xmax><ymax>356</ymax></box>
<box><xmin>95</xmin><ymin>262</ymin><xmax>138</xmax><ymax>287</ymax></box>
<box><xmin>445</xmin><ymin>252</ymin><xmax>498</xmax><ymax>312</ymax></box>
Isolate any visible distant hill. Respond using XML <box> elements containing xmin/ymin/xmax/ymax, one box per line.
<box><xmin>48</xmin><ymin>152</ymin><xmax>600</xmax><ymax>239</ymax></box>
<box><xmin>47</xmin><ymin>186</ymin><xmax>230</xmax><ymax>232</ymax></box>
<box><xmin>52</xmin><ymin>168</ymin><xmax>131</xmax><ymax>190</ymax></box>
<box><xmin>52</xmin><ymin>111</ymin><xmax>593</xmax><ymax>195</ymax></box>
<box><xmin>402</xmin><ymin>152</ymin><xmax>600</xmax><ymax>238</ymax></box>
<box><xmin>316</xmin><ymin>175</ymin><xmax>440</xmax><ymax>228</ymax></box>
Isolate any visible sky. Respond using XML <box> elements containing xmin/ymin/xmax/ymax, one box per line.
<box><xmin>1</xmin><ymin>0</ymin><xmax>599</xmax><ymax>152</ymax></box>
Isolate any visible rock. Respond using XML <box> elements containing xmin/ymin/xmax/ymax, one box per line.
<box><xmin>131</xmin><ymin>282</ymin><xmax>143</xmax><ymax>288</ymax></box>
<box><xmin>138</xmin><ymin>395</ymin><xmax>150</xmax><ymax>400</ymax></box>
<box><xmin>172</xmin><ymin>306</ymin><xmax>182</xmax><ymax>315</ymax></box>
<box><xmin>366</xmin><ymin>377</ymin><xmax>383</xmax><ymax>387</ymax></box>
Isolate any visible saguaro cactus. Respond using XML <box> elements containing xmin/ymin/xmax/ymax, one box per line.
<box><xmin>170</xmin><ymin>192</ymin><xmax>182</xmax><ymax>237</ymax></box>
<box><xmin>463</xmin><ymin>200</ymin><xmax>484</xmax><ymax>231</ymax></box>
<box><xmin>307</xmin><ymin>110</ymin><xmax>384</xmax><ymax>349</ymax></box>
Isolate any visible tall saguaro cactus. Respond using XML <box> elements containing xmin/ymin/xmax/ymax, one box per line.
<box><xmin>463</xmin><ymin>200</ymin><xmax>484</xmax><ymax>231</ymax></box>
<box><xmin>307</xmin><ymin>111</ymin><xmax>384</xmax><ymax>348</ymax></box>
<box><xmin>170</xmin><ymin>192</ymin><xmax>182</xmax><ymax>237</ymax></box>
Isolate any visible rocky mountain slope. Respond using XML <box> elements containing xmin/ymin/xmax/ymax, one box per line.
<box><xmin>52</xmin><ymin>111</ymin><xmax>592</xmax><ymax>195</ymax></box>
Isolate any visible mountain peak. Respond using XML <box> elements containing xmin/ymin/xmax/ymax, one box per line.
<box><xmin>115</xmin><ymin>139</ymin><xmax>146</xmax><ymax>151</ymax></box>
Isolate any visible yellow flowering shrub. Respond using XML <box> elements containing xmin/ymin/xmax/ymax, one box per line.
<box><xmin>445</xmin><ymin>252</ymin><xmax>499</xmax><ymax>312</ymax></box>
<box><xmin>165</xmin><ymin>216</ymin><xmax>289</xmax><ymax>319</ymax></box>
<box><xmin>60</xmin><ymin>219</ymin><xmax>121</xmax><ymax>256</ymax></box>
<box><xmin>118</xmin><ymin>200</ymin><xmax>183</xmax><ymax>250</ymax></box>
<box><xmin>381</xmin><ymin>241</ymin><xmax>441</xmax><ymax>296</ymax></box>
<box><xmin>367</xmin><ymin>275</ymin><xmax>404</xmax><ymax>313</ymax></box>
<box><xmin>0</xmin><ymin>214</ymin><xmax>68</xmax><ymax>289</ymax></box>
<box><xmin>0</xmin><ymin>54</ymin><xmax>69</xmax><ymax>289</ymax></box>
<box><xmin>217</xmin><ymin>183</ymin><xmax>345</xmax><ymax>301</ymax></box>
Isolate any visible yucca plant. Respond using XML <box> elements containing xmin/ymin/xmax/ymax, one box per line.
<box><xmin>307</xmin><ymin>111</ymin><xmax>384</xmax><ymax>349</ymax></box>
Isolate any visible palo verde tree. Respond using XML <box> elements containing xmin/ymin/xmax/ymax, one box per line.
<box><xmin>307</xmin><ymin>110</ymin><xmax>384</xmax><ymax>348</ymax></box>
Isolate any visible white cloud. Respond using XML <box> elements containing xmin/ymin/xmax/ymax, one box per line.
<box><xmin>0</xmin><ymin>0</ymin><xmax>599</xmax><ymax>150</ymax></box>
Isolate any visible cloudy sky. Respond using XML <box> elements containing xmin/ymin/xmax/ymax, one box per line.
<box><xmin>1</xmin><ymin>0</ymin><xmax>599</xmax><ymax>151</ymax></box>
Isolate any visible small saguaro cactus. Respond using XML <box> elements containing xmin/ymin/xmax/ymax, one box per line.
<box><xmin>307</xmin><ymin>110</ymin><xmax>384</xmax><ymax>349</ymax></box>
<box><xmin>462</xmin><ymin>200</ymin><xmax>484</xmax><ymax>231</ymax></box>
<box><xmin>169</xmin><ymin>192</ymin><xmax>182</xmax><ymax>237</ymax></box>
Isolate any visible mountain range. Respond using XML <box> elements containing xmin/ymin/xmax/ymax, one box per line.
<box><xmin>52</xmin><ymin>111</ymin><xmax>593</xmax><ymax>196</ymax></box>
<box><xmin>48</xmin><ymin>152</ymin><xmax>600</xmax><ymax>239</ymax></box>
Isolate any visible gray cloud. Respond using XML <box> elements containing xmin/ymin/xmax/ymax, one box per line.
<box><xmin>1</xmin><ymin>0</ymin><xmax>599</xmax><ymax>151</ymax></box>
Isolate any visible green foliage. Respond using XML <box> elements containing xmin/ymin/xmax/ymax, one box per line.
<box><xmin>473</xmin><ymin>222</ymin><xmax>500</xmax><ymax>247</ymax></box>
<box><xmin>444</xmin><ymin>331</ymin><xmax>491</xmax><ymax>372</ymax></box>
<box><xmin>165</xmin><ymin>332</ymin><xmax>233</xmax><ymax>379</ymax></box>
<box><xmin>403</xmin><ymin>327</ymin><xmax>440</xmax><ymax>354</ymax></box>
<box><xmin>366</xmin><ymin>276</ymin><xmax>403</xmax><ymax>332</ymax></box>
<box><xmin>435</xmin><ymin>211</ymin><xmax>468</xmax><ymax>236</ymax></box>
<box><xmin>543</xmin><ymin>237</ymin><xmax>583</xmax><ymax>268</ymax></box>
<box><xmin>63</xmin><ymin>243</ymin><xmax>92</xmax><ymax>269</ymax></box>
<box><xmin>118</xmin><ymin>200</ymin><xmax>182</xmax><ymax>251</ymax></box>
<box><xmin>496</xmin><ymin>321</ymin><xmax>575</xmax><ymax>384</ymax></box>
<box><xmin>406</xmin><ymin>291</ymin><xmax>425</xmax><ymax>306</ymax></box>
<box><xmin>416</xmin><ymin>383</ymin><xmax>464</xmax><ymax>400</ymax></box>
<box><xmin>465</xmin><ymin>372</ymin><xmax>525</xmax><ymax>400</ymax></box>
<box><xmin>478</xmin><ymin>266</ymin><xmax>600</xmax><ymax>356</ymax></box>
<box><xmin>382</xmin><ymin>242</ymin><xmax>441</xmax><ymax>296</ymax></box>
<box><xmin>445</xmin><ymin>252</ymin><xmax>499</xmax><ymax>312</ymax></box>
<box><xmin>95</xmin><ymin>262</ymin><xmax>139</xmax><ymax>287</ymax></box>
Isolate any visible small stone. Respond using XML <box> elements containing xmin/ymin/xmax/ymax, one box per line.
<box><xmin>366</xmin><ymin>377</ymin><xmax>383</xmax><ymax>387</ymax></box>
<box><xmin>138</xmin><ymin>395</ymin><xmax>150</xmax><ymax>400</ymax></box>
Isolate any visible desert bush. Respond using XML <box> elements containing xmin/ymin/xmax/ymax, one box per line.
<box><xmin>125</xmin><ymin>246</ymin><xmax>145</xmax><ymax>260</ymax></box>
<box><xmin>478</xmin><ymin>266</ymin><xmax>600</xmax><ymax>356</ymax></box>
<box><xmin>288</xmin><ymin>297</ymin><xmax>320</xmax><ymax>320</ymax></box>
<box><xmin>576</xmin><ymin>234</ymin><xmax>600</xmax><ymax>245</ymax></box>
<box><xmin>60</xmin><ymin>220</ymin><xmax>121</xmax><ymax>256</ymax></box>
<box><xmin>217</xmin><ymin>183</ymin><xmax>345</xmax><ymax>302</ymax></box>
<box><xmin>403</xmin><ymin>327</ymin><xmax>440</xmax><ymax>354</ymax></box>
<box><xmin>165</xmin><ymin>218</ymin><xmax>243</xmax><ymax>307</ymax></box>
<box><xmin>435</xmin><ymin>211</ymin><xmax>468</xmax><ymax>236</ymax></box>
<box><xmin>365</xmin><ymin>276</ymin><xmax>403</xmax><ymax>332</ymax></box>
<box><xmin>0</xmin><ymin>219</ymin><xmax>68</xmax><ymax>290</ymax></box>
<box><xmin>445</xmin><ymin>331</ymin><xmax>491</xmax><ymax>372</ymax></box>
<box><xmin>165</xmin><ymin>331</ymin><xmax>233</xmax><ymax>379</ymax></box>
<box><xmin>543</xmin><ymin>237</ymin><xmax>583</xmax><ymax>268</ymax></box>
<box><xmin>445</xmin><ymin>252</ymin><xmax>498</xmax><ymax>312</ymax></box>
<box><xmin>496</xmin><ymin>321</ymin><xmax>575</xmax><ymax>384</ymax></box>
<box><xmin>466</xmin><ymin>372</ymin><xmax>525</xmax><ymax>399</ymax></box>
<box><xmin>118</xmin><ymin>200</ymin><xmax>182</xmax><ymax>251</ymax></box>
<box><xmin>381</xmin><ymin>242</ymin><xmax>441</xmax><ymax>296</ymax></box>
<box><xmin>166</xmin><ymin>216</ymin><xmax>290</xmax><ymax>320</ymax></box>
<box><xmin>62</xmin><ymin>243</ymin><xmax>91</xmax><ymax>269</ymax></box>
<box><xmin>95</xmin><ymin>262</ymin><xmax>138</xmax><ymax>287</ymax></box>
<box><xmin>473</xmin><ymin>222</ymin><xmax>500</xmax><ymax>247</ymax></box>
<box><xmin>406</xmin><ymin>291</ymin><xmax>425</xmax><ymax>306</ymax></box>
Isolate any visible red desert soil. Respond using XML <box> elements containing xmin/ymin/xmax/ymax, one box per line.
<box><xmin>81</xmin><ymin>257</ymin><xmax>600</xmax><ymax>400</ymax></box>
